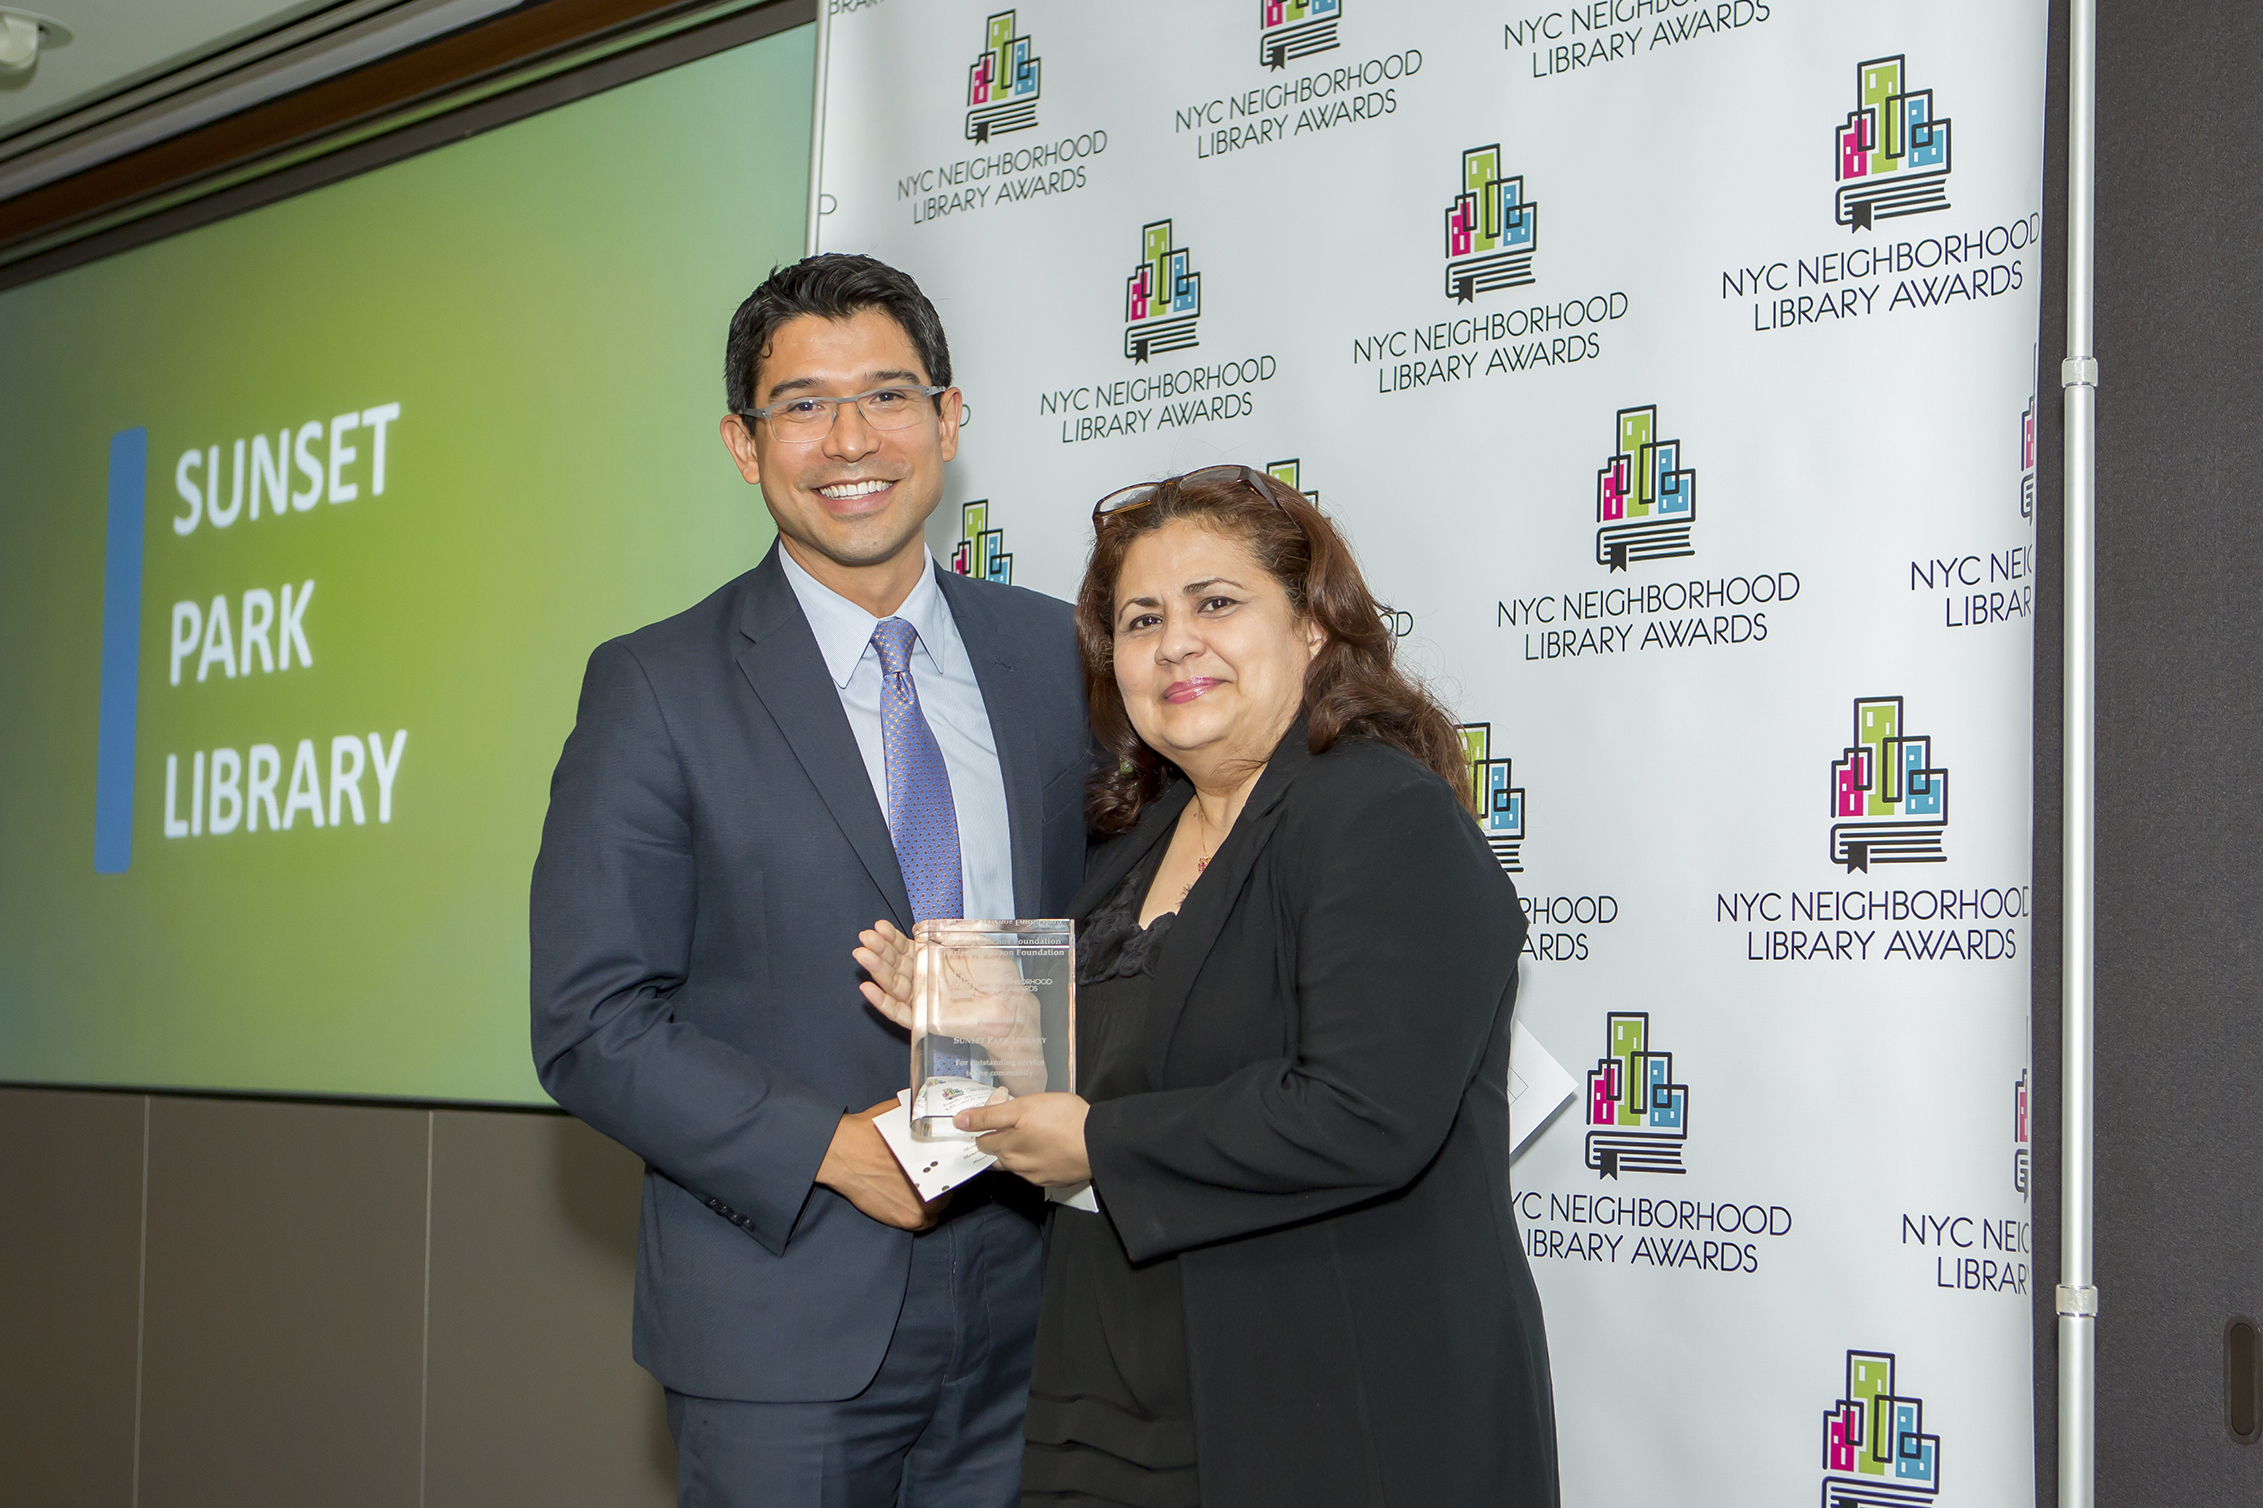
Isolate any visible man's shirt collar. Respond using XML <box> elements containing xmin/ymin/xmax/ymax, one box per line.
<box><xmin>778</xmin><ymin>542</ymin><xmax>953</xmax><ymax>689</ymax></box>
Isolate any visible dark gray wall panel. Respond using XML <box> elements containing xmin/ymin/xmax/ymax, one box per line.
<box><xmin>137</xmin><ymin>1097</ymin><xmax>427</xmax><ymax>1508</ymax></box>
<box><xmin>2033</xmin><ymin>0</ymin><xmax>2263</xmax><ymax>1501</ymax></box>
<box><xmin>422</xmin><ymin>1110</ymin><xmax>672</xmax><ymax>1506</ymax></box>
<box><xmin>0</xmin><ymin>1087</ymin><xmax>145</xmax><ymax>1506</ymax></box>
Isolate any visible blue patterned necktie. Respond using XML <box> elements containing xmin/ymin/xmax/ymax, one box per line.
<box><xmin>872</xmin><ymin>617</ymin><xmax>964</xmax><ymax>922</ymax></box>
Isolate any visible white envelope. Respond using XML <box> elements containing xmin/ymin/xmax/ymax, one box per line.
<box><xmin>874</xmin><ymin>1089</ymin><xmax>997</xmax><ymax>1200</ymax></box>
<box><xmin>1047</xmin><ymin>1180</ymin><xmax>1100</xmax><ymax>1212</ymax></box>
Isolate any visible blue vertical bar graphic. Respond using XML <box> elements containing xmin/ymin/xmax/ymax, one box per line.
<box><xmin>94</xmin><ymin>428</ymin><xmax>146</xmax><ymax>873</ymax></box>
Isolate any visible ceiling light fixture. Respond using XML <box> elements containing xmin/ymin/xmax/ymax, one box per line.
<box><xmin>0</xmin><ymin>10</ymin><xmax>71</xmax><ymax>74</ymax></box>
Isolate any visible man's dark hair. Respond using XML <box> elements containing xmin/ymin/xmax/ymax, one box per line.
<box><xmin>724</xmin><ymin>254</ymin><xmax>952</xmax><ymax>414</ymax></box>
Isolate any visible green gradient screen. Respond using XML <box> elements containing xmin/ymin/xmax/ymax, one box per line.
<box><xmin>0</xmin><ymin>29</ymin><xmax>812</xmax><ymax>1103</ymax></box>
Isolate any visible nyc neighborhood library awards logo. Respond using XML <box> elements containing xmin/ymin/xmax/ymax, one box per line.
<box><xmin>1719</xmin><ymin>55</ymin><xmax>2026</xmax><ymax>334</ymax></box>
<box><xmin>1273</xmin><ymin>459</ymin><xmax>1417</xmax><ymax>640</ymax></box>
<box><xmin>899</xmin><ymin>10</ymin><xmax>1105</xmax><ymax>226</ymax></box>
<box><xmin>1175</xmin><ymin>4</ymin><xmax>1420</xmax><ymax>162</ymax></box>
<box><xmin>1496</xmin><ymin>397</ymin><xmax>1795</xmax><ymax>663</ymax></box>
<box><xmin>1822</xmin><ymin>1350</ymin><xmax>1942</xmax><ymax>1506</ymax></box>
<box><xmin>949</xmin><ymin>501</ymin><xmax>1011</xmax><ymax>583</ymax></box>
<box><xmin>1830</xmin><ymin>697</ymin><xmax>1948</xmax><ymax>872</ymax></box>
<box><xmin>1718</xmin><ymin>698</ymin><xmax>2020</xmax><ymax>963</ymax></box>
<box><xmin>1455</xmin><ymin>723</ymin><xmax>1524</xmax><ymax>872</ymax></box>
<box><xmin>2019</xmin><ymin>360</ymin><xmax>2038</xmax><ymax>519</ymax></box>
<box><xmin>965</xmin><ymin>11</ymin><xmax>1040</xmax><ymax>142</ymax></box>
<box><xmin>1835</xmin><ymin>55</ymin><xmax>1953</xmax><ymax>231</ymax></box>
<box><xmin>1265</xmin><ymin>458</ymin><xmax>1318</xmax><ymax>502</ymax></box>
<box><xmin>1596</xmin><ymin>404</ymin><xmax>1697</xmax><ymax>569</ymax></box>
<box><xmin>1445</xmin><ymin>145</ymin><xmax>1538</xmax><ymax>301</ymax></box>
<box><xmin>1034</xmin><ymin>231</ymin><xmax>1272</xmax><ymax>443</ymax></box>
<box><xmin>1261</xmin><ymin>0</ymin><xmax>1340</xmax><ymax>69</ymax></box>
<box><xmin>2013</xmin><ymin>1070</ymin><xmax>2031</xmax><ymax>1198</ymax></box>
<box><xmin>1584</xmin><ymin>1012</ymin><xmax>1689</xmax><ymax>1178</ymax></box>
<box><xmin>1126</xmin><ymin>220</ymin><xmax>1201</xmax><ymax>362</ymax></box>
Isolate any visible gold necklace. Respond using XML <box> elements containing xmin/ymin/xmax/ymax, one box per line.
<box><xmin>1183</xmin><ymin>803</ymin><xmax>1219</xmax><ymax>899</ymax></box>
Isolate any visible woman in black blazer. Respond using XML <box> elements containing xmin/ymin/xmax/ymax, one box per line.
<box><xmin>860</xmin><ymin>465</ymin><xmax>1557</xmax><ymax>1506</ymax></box>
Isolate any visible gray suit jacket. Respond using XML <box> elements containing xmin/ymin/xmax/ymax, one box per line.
<box><xmin>529</xmin><ymin>542</ymin><xmax>1090</xmax><ymax>1401</ymax></box>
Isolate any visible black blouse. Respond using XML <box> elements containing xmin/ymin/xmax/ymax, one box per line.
<box><xmin>1020</xmin><ymin>852</ymin><xmax>1198</xmax><ymax>1508</ymax></box>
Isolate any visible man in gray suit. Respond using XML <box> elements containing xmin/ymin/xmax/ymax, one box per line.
<box><xmin>531</xmin><ymin>255</ymin><xmax>1089</xmax><ymax>1505</ymax></box>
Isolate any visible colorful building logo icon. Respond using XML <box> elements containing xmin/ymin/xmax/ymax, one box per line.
<box><xmin>950</xmin><ymin>500</ymin><xmax>1011</xmax><ymax>584</ymax></box>
<box><xmin>1456</xmin><ymin>722</ymin><xmax>1523</xmax><ymax>873</ymax></box>
<box><xmin>2013</xmin><ymin>1069</ymin><xmax>2030</xmax><ymax>1199</ymax></box>
<box><xmin>2019</xmin><ymin>358</ymin><xmax>2037</xmax><ymax>520</ymax></box>
<box><xmin>1821</xmin><ymin>1350</ymin><xmax>1942</xmax><ymax>1506</ymax></box>
<box><xmin>1834</xmin><ymin>55</ymin><xmax>1953</xmax><ymax>231</ymax></box>
<box><xmin>1829</xmin><ymin>696</ymin><xmax>1949</xmax><ymax>872</ymax></box>
<box><xmin>1266</xmin><ymin>457</ymin><xmax>1318</xmax><ymax>502</ymax></box>
<box><xmin>1444</xmin><ymin>145</ymin><xmax>1538</xmax><ymax>302</ymax></box>
<box><xmin>1287</xmin><ymin>459</ymin><xmax>1410</xmax><ymax>638</ymax></box>
<box><xmin>1125</xmin><ymin>219</ymin><xmax>1201</xmax><ymax>363</ymax></box>
<box><xmin>1260</xmin><ymin>0</ymin><xmax>1341</xmax><ymax>70</ymax></box>
<box><xmin>1583</xmin><ymin>1012</ymin><xmax>1688</xmax><ymax>1178</ymax></box>
<box><xmin>966</xmin><ymin>11</ymin><xmax>1040</xmax><ymax>143</ymax></box>
<box><xmin>1595</xmin><ymin>405</ymin><xmax>1697</xmax><ymax>570</ymax></box>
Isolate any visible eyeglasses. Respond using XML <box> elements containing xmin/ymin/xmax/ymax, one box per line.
<box><xmin>1091</xmin><ymin>464</ymin><xmax>1288</xmax><ymax>526</ymax></box>
<box><xmin>737</xmin><ymin>385</ymin><xmax>948</xmax><ymax>441</ymax></box>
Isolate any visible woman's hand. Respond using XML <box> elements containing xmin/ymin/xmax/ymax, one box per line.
<box><xmin>853</xmin><ymin>920</ymin><xmax>916</xmax><ymax>1030</ymax></box>
<box><xmin>956</xmin><ymin>1092</ymin><xmax>1092</xmax><ymax>1187</ymax></box>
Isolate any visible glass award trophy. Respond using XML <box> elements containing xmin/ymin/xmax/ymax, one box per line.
<box><xmin>910</xmin><ymin>919</ymin><xmax>1075</xmax><ymax>1140</ymax></box>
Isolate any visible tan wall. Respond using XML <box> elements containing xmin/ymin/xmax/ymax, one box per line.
<box><xmin>0</xmin><ymin>1086</ymin><xmax>672</xmax><ymax>1505</ymax></box>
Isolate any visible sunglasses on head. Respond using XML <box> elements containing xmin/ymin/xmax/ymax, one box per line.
<box><xmin>1090</xmin><ymin>464</ymin><xmax>1293</xmax><ymax>527</ymax></box>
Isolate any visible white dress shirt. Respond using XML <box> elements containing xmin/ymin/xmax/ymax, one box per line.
<box><xmin>779</xmin><ymin>545</ymin><xmax>1016</xmax><ymax>922</ymax></box>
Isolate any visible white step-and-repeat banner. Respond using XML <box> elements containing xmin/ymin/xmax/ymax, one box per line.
<box><xmin>818</xmin><ymin>2</ymin><xmax>2044</xmax><ymax>1501</ymax></box>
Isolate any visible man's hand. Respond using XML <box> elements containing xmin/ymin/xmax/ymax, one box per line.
<box><xmin>955</xmin><ymin>1092</ymin><xmax>1091</xmax><ymax>1187</ymax></box>
<box><xmin>815</xmin><ymin>1099</ymin><xmax>948</xmax><ymax>1231</ymax></box>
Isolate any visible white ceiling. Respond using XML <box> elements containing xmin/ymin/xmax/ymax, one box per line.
<box><xmin>0</xmin><ymin>0</ymin><xmax>323</xmax><ymax>134</ymax></box>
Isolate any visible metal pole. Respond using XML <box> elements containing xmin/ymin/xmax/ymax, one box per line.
<box><xmin>2057</xmin><ymin>0</ymin><xmax>2099</xmax><ymax>1505</ymax></box>
<box><xmin>804</xmin><ymin>0</ymin><xmax>831</xmax><ymax>255</ymax></box>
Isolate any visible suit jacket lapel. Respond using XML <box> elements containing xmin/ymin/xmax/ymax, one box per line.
<box><xmin>936</xmin><ymin>567</ymin><xmax>1045</xmax><ymax>919</ymax></box>
<box><xmin>732</xmin><ymin>546</ymin><xmax>914</xmax><ymax>932</ymax></box>
<box><xmin>1070</xmin><ymin>782</ymin><xmax>1191</xmax><ymax>924</ymax></box>
<box><xmin>1145</xmin><ymin>724</ymin><xmax>1317</xmax><ymax>1089</ymax></box>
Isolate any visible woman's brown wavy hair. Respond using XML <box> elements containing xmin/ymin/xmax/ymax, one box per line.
<box><xmin>1077</xmin><ymin>467</ymin><xmax>1475</xmax><ymax>835</ymax></box>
